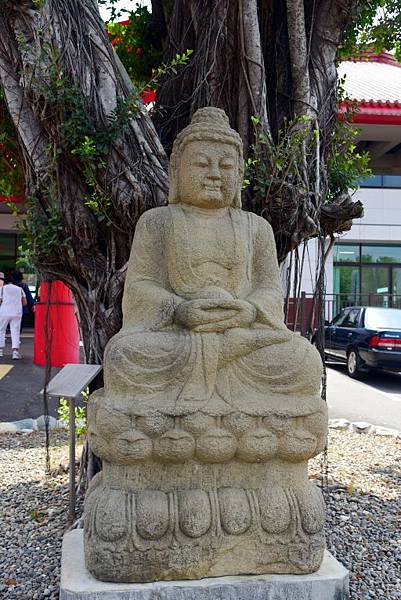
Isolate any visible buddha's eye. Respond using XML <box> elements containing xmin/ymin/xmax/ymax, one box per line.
<box><xmin>220</xmin><ymin>161</ymin><xmax>234</xmax><ymax>169</ymax></box>
<box><xmin>193</xmin><ymin>157</ymin><xmax>209</xmax><ymax>168</ymax></box>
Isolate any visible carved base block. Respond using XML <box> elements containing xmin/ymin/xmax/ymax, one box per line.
<box><xmin>84</xmin><ymin>460</ymin><xmax>325</xmax><ymax>583</ymax></box>
<box><xmin>62</xmin><ymin>530</ymin><xmax>349</xmax><ymax>600</ymax></box>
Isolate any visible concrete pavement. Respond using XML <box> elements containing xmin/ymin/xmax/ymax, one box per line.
<box><xmin>0</xmin><ymin>333</ymin><xmax>60</xmax><ymax>421</ymax></box>
<box><xmin>326</xmin><ymin>363</ymin><xmax>401</xmax><ymax>431</ymax></box>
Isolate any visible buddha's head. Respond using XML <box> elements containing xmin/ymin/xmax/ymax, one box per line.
<box><xmin>168</xmin><ymin>107</ymin><xmax>243</xmax><ymax>209</ymax></box>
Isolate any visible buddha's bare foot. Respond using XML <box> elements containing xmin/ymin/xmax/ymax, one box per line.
<box><xmin>219</xmin><ymin>327</ymin><xmax>291</xmax><ymax>365</ymax></box>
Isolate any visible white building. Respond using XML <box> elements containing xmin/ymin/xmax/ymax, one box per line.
<box><xmin>300</xmin><ymin>52</ymin><xmax>401</xmax><ymax>317</ymax></box>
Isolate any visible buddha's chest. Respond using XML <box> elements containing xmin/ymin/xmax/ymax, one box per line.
<box><xmin>186</xmin><ymin>216</ymin><xmax>236</xmax><ymax>268</ymax></box>
<box><xmin>167</xmin><ymin>208</ymin><xmax>250</xmax><ymax>297</ymax></box>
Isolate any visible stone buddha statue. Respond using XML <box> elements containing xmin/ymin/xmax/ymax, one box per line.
<box><xmin>84</xmin><ymin>107</ymin><xmax>327</xmax><ymax>583</ymax></box>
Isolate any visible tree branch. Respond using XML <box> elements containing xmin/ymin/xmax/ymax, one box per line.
<box><xmin>286</xmin><ymin>0</ymin><xmax>312</xmax><ymax>117</ymax></box>
<box><xmin>239</xmin><ymin>0</ymin><xmax>269</xmax><ymax>130</ymax></box>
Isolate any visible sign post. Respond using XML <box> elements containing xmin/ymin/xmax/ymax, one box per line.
<box><xmin>42</xmin><ymin>364</ymin><xmax>102</xmax><ymax>522</ymax></box>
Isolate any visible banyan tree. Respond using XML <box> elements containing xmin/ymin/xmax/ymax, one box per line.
<box><xmin>0</xmin><ymin>0</ymin><xmax>367</xmax><ymax>362</ymax></box>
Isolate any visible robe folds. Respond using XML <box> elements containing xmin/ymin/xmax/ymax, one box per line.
<box><xmin>104</xmin><ymin>205</ymin><xmax>323</xmax><ymax>417</ymax></box>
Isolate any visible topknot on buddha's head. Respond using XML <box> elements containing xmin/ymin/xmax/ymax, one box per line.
<box><xmin>191</xmin><ymin>107</ymin><xmax>230</xmax><ymax>128</ymax></box>
<box><xmin>168</xmin><ymin>107</ymin><xmax>244</xmax><ymax>208</ymax></box>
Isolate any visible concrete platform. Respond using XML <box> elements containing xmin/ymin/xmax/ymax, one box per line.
<box><xmin>60</xmin><ymin>530</ymin><xmax>349</xmax><ymax>599</ymax></box>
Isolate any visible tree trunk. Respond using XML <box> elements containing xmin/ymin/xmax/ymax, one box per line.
<box><xmin>153</xmin><ymin>0</ymin><xmax>268</xmax><ymax>157</ymax></box>
<box><xmin>0</xmin><ymin>0</ymin><xmax>168</xmax><ymax>361</ymax></box>
<box><xmin>154</xmin><ymin>0</ymin><xmax>363</xmax><ymax>262</ymax></box>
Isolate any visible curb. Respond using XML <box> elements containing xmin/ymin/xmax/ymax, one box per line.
<box><xmin>0</xmin><ymin>415</ymin><xmax>64</xmax><ymax>434</ymax></box>
<box><xmin>328</xmin><ymin>418</ymin><xmax>401</xmax><ymax>438</ymax></box>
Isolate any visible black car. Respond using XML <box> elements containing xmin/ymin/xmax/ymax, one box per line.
<box><xmin>322</xmin><ymin>306</ymin><xmax>401</xmax><ymax>378</ymax></box>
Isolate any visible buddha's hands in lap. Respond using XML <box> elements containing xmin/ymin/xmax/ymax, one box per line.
<box><xmin>175</xmin><ymin>299</ymin><xmax>256</xmax><ymax>332</ymax></box>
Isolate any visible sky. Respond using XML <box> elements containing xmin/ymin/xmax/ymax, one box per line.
<box><xmin>98</xmin><ymin>0</ymin><xmax>151</xmax><ymax>22</ymax></box>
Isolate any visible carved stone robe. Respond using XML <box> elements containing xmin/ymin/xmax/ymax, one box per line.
<box><xmin>104</xmin><ymin>205</ymin><xmax>322</xmax><ymax>417</ymax></box>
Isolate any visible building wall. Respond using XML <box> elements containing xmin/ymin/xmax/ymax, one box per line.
<box><xmin>342</xmin><ymin>188</ymin><xmax>401</xmax><ymax>244</ymax></box>
<box><xmin>0</xmin><ymin>213</ymin><xmax>18</xmax><ymax>232</ymax></box>
<box><xmin>292</xmin><ymin>238</ymin><xmax>334</xmax><ymax>296</ymax></box>
<box><xmin>299</xmin><ymin>186</ymin><xmax>401</xmax><ymax>300</ymax></box>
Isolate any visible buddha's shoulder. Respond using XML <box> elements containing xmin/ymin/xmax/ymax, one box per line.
<box><xmin>136</xmin><ymin>206</ymin><xmax>172</xmax><ymax>231</ymax></box>
<box><xmin>242</xmin><ymin>211</ymin><xmax>274</xmax><ymax>236</ymax></box>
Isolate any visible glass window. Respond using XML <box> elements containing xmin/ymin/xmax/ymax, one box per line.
<box><xmin>334</xmin><ymin>266</ymin><xmax>360</xmax><ymax>296</ymax></box>
<box><xmin>361</xmin><ymin>266</ymin><xmax>390</xmax><ymax>307</ymax></box>
<box><xmin>359</xmin><ymin>175</ymin><xmax>383</xmax><ymax>187</ymax></box>
<box><xmin>361</xmin><ymin>245</ymin><xmax>401</xmax><ymax>264</ymax></box>
<box><xmin>333</xmin><ymin>266</ymin><xmax>361</xmax><ymax>313</ymax></box>
<box><xmin>393</xmin><ymin>269</ymin><xmax>401</xmax><ymax>309</ymax></box>
<box><xmin>0</xmin><ymin>258</ymin><xmax>16</xmax><ymax>271</ymax></box>
<box><xmin>394</xmin><ymin>268</ymin><xmax>401</xmax><ymax>295</ymax></box>
<box><xmin>341</xmin><ymin>308</ymin><xmax>360</xmax><ymax>328</ymax></box>
<box><xmin>333</xmin><ymin>244</ymin><xmax>359</xmax><ymax>263</ymax></box>
<box><xmin>364</xmin><ymin>308</ymin><xmax>401</xmax><ymax>329</ymax></box>
<box><xmin>361</xmin><ymin>266</ymin><xmax>389</xmax><ymax>294</ymax></box>
<box><xmin>382</xmin><ymin>175</ymin><xmax>401</xmax><ymax>188</ymax></box>
<box><xmin>358</xmin><ymin>175</ymin><xmax>401</xmax><ymax>188</ymax></box>
<box><xmin>334</xmin><ymin>244</ymin><xmax>401</xmax><ymax>306</ymax></box>
<box><xmin>0</xmin><ymin>233</ymin><xmax>16</xmax><ymax>257</ymax></box>
<box><xmin>332</xmin><ymin>310</ymin><xmax>346</xmax><ymax>326</ymax></box>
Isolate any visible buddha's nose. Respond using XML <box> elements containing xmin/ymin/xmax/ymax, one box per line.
<box><xmin>208</xmin><ymin>167</ymin><xmax>221</xmax><ymax>181</ymax></box>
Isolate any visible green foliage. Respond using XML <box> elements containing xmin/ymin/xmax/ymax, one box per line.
<box><xmin>107</xmin><ymin>4</ymin><xmax>163</xmax><ymax>87</ymax></box>
<box><xmin>0</xmin><ymin>87</ymin><xmax>24</xmax><ymax>197</ymax></box>
<box><xmin>244</xmin><ymin>115</ymin><xmax>314</xmax><ymax>200</ymax></box>
<box><xmin>326</xmin><ymin>119</ymin><xmax>372</xmax><ymax>201</ymax></box>
<box><xmin>103</xmin><ymin>2</ymin><xmax>194</xmax><ymax>93</ymax></box>
<box><xmin>326</xmin><ymin>82</ymin><xmax>372</xmax><ymax>200</ymax></box>
<box><xmin>57</xmin><ymin>390</ymin><xmax>88</xmax><ymax>440</ymax></box>
<box><xmin>340</xmin><ymin>1</ymin><xmax>401</xmax><ymax>61</ymax></box>
<box><xmin>15</xmin><ymin>243</ymin><xmax>37</xmax><ymax>273</ymax></box>
<box><xmin>29</xmin><ymin>509</ymin><xmax>46</xmax><ymax>522</ymax></box>
<box><xmin>0</xmin><ymin>0</ymin><xmax>192</xmax><ymax>235</ymax></box>
<box><xmin>60</xmin><ymin>50</ymin><xmax>192</xmax><ymax>223</ymax></box>
<box><xmin>245</xmin><ymin>108</ymin><xmax>371</xmax><ymax>204</ymax></box>
<box><xmin>138</xmin><ymin>50</ymin><xmax>193</xmax><ymax>95</ymax></box>
<box><xmin>7</xmin><ymin>195</ymin><xmax>70</xmax><ymax>264</ymax></box>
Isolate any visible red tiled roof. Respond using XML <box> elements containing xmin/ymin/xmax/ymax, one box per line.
<box><xmin>339</xmin><ymin>52</ymin><xmax>401</xmax><ymax>124</ymax></box>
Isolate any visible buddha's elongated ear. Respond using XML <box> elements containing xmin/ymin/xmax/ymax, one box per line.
<box><xmin>168</xmin><ymin>158</ymin><xmax>179</xmax><ymax>204</ymax></box>
<box><xmin>231</xmin><ymin>155</ymin><xmax>244</xmax><ymax>209</ymax></box>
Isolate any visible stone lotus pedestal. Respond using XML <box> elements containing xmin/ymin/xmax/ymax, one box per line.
<box><xmin>84</xmin><ymin>391</ymin><xmax>328</xmax><ymax>582</ymax></box>
<box><xmin>83</xmin><ymin>107</ymin><xmax>328</xmax><ymax>584</ymax></box>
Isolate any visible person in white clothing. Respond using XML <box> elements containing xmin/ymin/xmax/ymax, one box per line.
<box><xmin>0</xmin><ymin>272</ymin><xmax>27</xmax><ymax>359</ymax></box>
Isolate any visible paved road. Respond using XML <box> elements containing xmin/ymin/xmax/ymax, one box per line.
<box><xmin>0</xmin><ymin>335</ymin><xmax>60</xmax><ymax>421</ymax></box>
<box><xmin>326</xmin><ymin>362</ymin><xmax>401</xmax><ymax>431</ymax></box>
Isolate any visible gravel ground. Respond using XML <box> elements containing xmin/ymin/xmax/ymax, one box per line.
<box><xmin>310</xmin><ymin>431</ymin><xmax>401</xmax><ymax>600</ymax></box>
<box><xmin>0</xmin><ymin>429</ymin><xmax>400</xmax><ymax>599</ymax></box>
<box><xmin>0</xmin><ymin>431</ymin><xmax>82</xmax><ymax>600</ymax></box>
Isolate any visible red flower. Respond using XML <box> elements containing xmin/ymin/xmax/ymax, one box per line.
<box><xmin>110</xmin><ymin>35</ymin><xmax>122</xmax><ymax>47</ymax></box>
<box><xmin>141</xmin><ymin>89</ymin><xmax>156</xmax><ymax>104</ymax></box>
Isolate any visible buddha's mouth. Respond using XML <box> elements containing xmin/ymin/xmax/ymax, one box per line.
<box><xmin>203</xmin><ymin>184</ymin><xmax>221</xmax><ymax>191</ymax></box>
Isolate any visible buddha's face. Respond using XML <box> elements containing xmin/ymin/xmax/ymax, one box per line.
<box><xmin>177</xmin><ymin>140</ymin><xmax>238</xmax><ymax>209</ymax></box>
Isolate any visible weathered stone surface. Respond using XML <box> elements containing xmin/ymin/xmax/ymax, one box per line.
<box><xmin>84</xmin><ymin>107</ymin><xmax>327</xmax><ymax>582</ymax></box>
<box><xmin>62</xmin><ymin>530</ymin><xmax>349</xmax><ymax>599</ymax></box>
